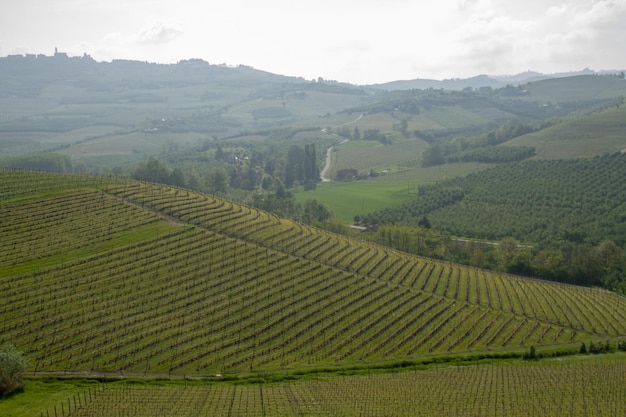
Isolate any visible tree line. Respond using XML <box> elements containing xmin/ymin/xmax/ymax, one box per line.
<box><xmin>421</xmin><ymin>121</ymin><xmax>536</xmax><ymax>167</ymax></box>
<box><xmin>360</xmin><ymin>153</ymin><xmax>626</xmax><ymax>293</ymax></box>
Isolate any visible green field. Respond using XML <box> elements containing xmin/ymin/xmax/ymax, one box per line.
<box><xmin>523</xmin><ymin>74</ymin><xmax>626</xmax><ymax>102</ymax></box>
<box><xmin>295</xmin><ymin>181</ymin><xmax>417</xmax><ymax>222</ymax></box>
<box><xmin>329</xmin><ymin>137</ymin><xmax>428</xmax><ymax>175</ymax></box>
<box><xmin>3</xmin><ymin>354</ymin><xmax>626</xmax><ymax>417</ymax></box>
<box><xmin>0</xmin><ymin>378</ymin><xmax>100</xmax><ymax>417</ymax></box>
<box><xmin>507</xmin><ymin>106</ymin><xmax>626</xmax><ymax>159</ymax></box>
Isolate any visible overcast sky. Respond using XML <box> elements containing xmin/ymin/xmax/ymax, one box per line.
<box><xmin>1</xmin><ymin>0</ymin><xmax>625</xmax><ymax>84</ymax></box>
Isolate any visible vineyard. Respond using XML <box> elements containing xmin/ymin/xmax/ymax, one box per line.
<box><xmin>363</xmin><ymin>152</ymin><xmax>626</xmax><ymax>245</ymax></box>
<box><xmin>2</xmin><ymin>169</ymin><xmax>626</xmax><ymax>379</ymax></box>
<box><xmin>37</xmin><ymin>354</ymin><xmax>626</xmax><ymax>417</ymax></box>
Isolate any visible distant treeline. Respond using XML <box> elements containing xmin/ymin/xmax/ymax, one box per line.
<box><xmin>0</xmin><ymin>153</ymin><xmax>85</xmax><ymax>173</ymax></box>
<box><xmin>128</xmin><ymin>141</ymin><xmax>328</xmax><ymax>224</ymax></box>
<box><xmin>360</xmin><ymin>152</ymin><xmax>626</xmax><ymax>293</ymax></box>
<box><xmin>362</xmin><ymin>223</ymin><xmax>626</xmax><ymax>294</ymax></box>
<box><xmin>348</xmin><ymin>88</ymin><xmax>624</xmax><ymax>126</ymax></box>
<box><xmin>446</xmin><ymin>146</ymin><xmax>536</xmax><ymax>164</ymax></box>
<box><xmin>421</xmin><ymin>121</ymin><xmax>537</xmax><ymax>167</ymax></box>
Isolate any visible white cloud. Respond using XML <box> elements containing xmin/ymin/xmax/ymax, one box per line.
<box><xmin>0</xmin><ymin>0</ymin><xmax>624</xmax><ymax>83</ymax></box>
<box><xmin>137</xmin><ymin>22</ymin><xmax>183</xmax><ymax>45</ymax></box>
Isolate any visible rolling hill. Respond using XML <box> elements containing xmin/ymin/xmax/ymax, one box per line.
<box><xmin>505</xmin><ymin>105</ymin><xmax>626</xmax><ymax>159</ymax></box>
<box><xmin>2</xmin><ymin>169</ymin><xmax>626</xmax><ymax>378</ymax></box>
<box><xmin>0</xmin><ymin>54</ymin><xmax>370</xmax><ymax>157</ymax></box>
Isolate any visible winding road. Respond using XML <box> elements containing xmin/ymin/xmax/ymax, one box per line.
<box><xmin>319</xmin><ymin>114</ymin><xmax>363</xmax><ymax>182</ymax></box>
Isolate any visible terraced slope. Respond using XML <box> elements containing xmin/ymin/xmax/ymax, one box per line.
<box><xmin>2</xmin><ymin>170</ymin><xmax>625</xmax><ymax>375</ymax></box>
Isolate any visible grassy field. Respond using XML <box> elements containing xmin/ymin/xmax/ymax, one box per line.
<box><xmin>329</xmin><ymin>137</ymin><xmax>429</xmax><ymax>175</ymax></box>
<box><xmin>367</xmin><ymin>162</ymin><xmax>493</xmax><ymax>183</ymax></box>
<box><xmin>311</xmin><ymin>143</ymin><xmax>491</xmax><ymax>222</ymax></box>
<box><xmin>523</xmin><ymin>74</ymin><xmax>626</xmax><ymax>102</ymax></box>
<box><xmin>294</xmin><ymin>181</ymin><xmax>417</xmax><ymax>222</ymax></box>
<box><xmin>60</xmin><ymin>131</ymin><xmax>204</xmax><ymax>157</ymax></box>
<box><xmin>0</xmin><ymin>378</ymin><xmax>100</xmax><ymax>417</ymax></box>
<box><xmin>506</xmin><ymin>106</ymin><xmax>626</xmax><ymax>159</ymax></box>
<box><xmin>3</xmin><ymin>353</ymin><xmax>625</xmax><ymax>417</ymax></box>
<box><xmin>418</xmin><ymin>105</ymin><xmax>490</xmax><ymax>127</ymax></box>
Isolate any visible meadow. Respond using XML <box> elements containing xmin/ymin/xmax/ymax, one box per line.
<box><xmin>294</xmin><ymin>181</ymin><xmax>416</xmax><ymax>222</ymax></box>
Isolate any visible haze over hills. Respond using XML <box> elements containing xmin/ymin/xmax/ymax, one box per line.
<box><xmin>368</xmin><ymin>68</ymin><xmax>626</xmax><ymax>91</ymax></box>
<box><xmin>1</xmin><ymin>51</ymin><xmax>623</xmax><ymax>90</ymax></box>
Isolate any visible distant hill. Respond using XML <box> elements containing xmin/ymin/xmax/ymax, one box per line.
<box><xmin>522</xmin><ymin>74</ymin><xmax>626</xmax><ymax>102</ymax></box>
<box><xmin>368</xmin><ymin>75</ymin><xmax>507</xmax><ymax>91</ymax></box>
<box><xmin>0</xmin><ymin>53</ymin><xmax>370</xmax><ymax>154</ymax></box>
<box><xmin>368</xmin><ymin>69</ymin><xmax>625</xmax><ymax>92</ymax></box>
<box><xmin>506</xmin><ymin>105</ymin><xmax>626</xmax><ymax>159</ymax></box>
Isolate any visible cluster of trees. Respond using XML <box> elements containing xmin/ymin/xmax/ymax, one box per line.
<box><xmin>452</xmin><ymin>237</ymin><xmax>626</xmax><ymax>292</ymax></box>
<box><xmin>362</xmin><ymin>128</ymin><xmax>392</xmax><ymax>144</ymax></box>
<box><xmin>335</xmin><ymin>126</ymin><xmax>392</xmax><ymax>144</ymax></box>
<box><xmin>131</xmin><ymin>158</ymin><xmax>187</xmax><ymax>187</ymax></box>
<box><xmin>362</xmin><ymin>224</ymin><xmax>625</xmax><ymax>293</ymax></box>
<box><xmin>481</xmin><ymin>122</ymin><xmax>535</xmax><ymax>146</ymax></box>
<box><xmin>421</xmin><ymin>144</ymin><xmax>446</xmax><ymax>167</ymax></box>
<box><xmin>421</xmin><ymin>121</ymin><xmax>537</xmax><ymax>167</ymax></box>
<box><xmin>250</xmin><ymin>191</ymin><xmax>332</xmax><ymax>225</ymax></box>
<box><xmin>285</xmin><ymin>144</ymin><xmax>319</xmax><ymax>189</ymax></box>
<box><xmin>127</xmin><ymin>141</ymin><xmax>332</xmax><ymax>226</ymax></box>
<box><xmin>0</xmin><ymin>153</ymin><xmax>84</xmax><ymax>173</ymax></box>
<box><xmin>0</xmin><ymin>344</ymin><xmax>26</xmax><ymax>397</ymax></box>
<box><xmin>445</xmin><ymin>146</ymin><xmax>536</xmax><ymax>164</ymax></box>
<box><xmin>130</xmin><ymin>137</ymin><xmax>322</xmax><ymax>195</ymax></box>
<box><xmin>581</xmin><ymin>339</ymin><xmax>626</xmax><ymax>355</ymax></box>
<box><xmin>252</xmin><ymin>107</ymin><xmax>291</xmax><ymax>121</ymax></box>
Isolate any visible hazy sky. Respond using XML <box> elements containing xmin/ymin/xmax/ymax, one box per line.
<box><xmin>1</xmin><ymin>0</ymin><xmax>625</xmax><ymax>84</ymax></box>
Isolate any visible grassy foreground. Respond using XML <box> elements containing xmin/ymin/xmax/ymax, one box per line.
<box><xmin>2</xmin><ymin>353</ymin><xmax>625</xmax><ymax>416</ymax></box>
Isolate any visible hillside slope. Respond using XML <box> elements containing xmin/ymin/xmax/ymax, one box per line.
<box><xmin>522</xmin><ymin>74</ymin><xmax>626</xmax><ymax>102</ymax></box>
<box><xmin>363</xmin><ymin>152</ymin><xmax>626</xmax><ymax>245</ymax></box>
<box><xmin>505</xmin><ymin>106</ymin><xmax>626</xmax><ymax>159</ymax></box>
<box><xmin>2</xmin><ymin>170</ymin><xmax>626</xmax><ymax>376</ymax></box>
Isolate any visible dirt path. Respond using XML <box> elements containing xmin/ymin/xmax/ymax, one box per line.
<box><xmin>319</xmin><ymin>114</ymin><xmax>363</xmax><ymax>182</ymax></box>
<box><xmin>27</xmin><ymin>370</ymin><xmax>216</xmax><ymax>380</ymax></box>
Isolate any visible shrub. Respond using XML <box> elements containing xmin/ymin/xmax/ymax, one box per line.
<box><xmin>0</xmin><ymin>344</ymin><xmax>27</xmax><ymax>396</ymax></box>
